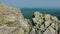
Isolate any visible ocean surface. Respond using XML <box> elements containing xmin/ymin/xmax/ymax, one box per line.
<box><xmin>21</xmin><ymin>8</ymin><xmax>60</xmax><ymax>20</ymax></box>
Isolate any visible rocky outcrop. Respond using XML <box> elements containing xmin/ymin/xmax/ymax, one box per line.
<box><xmin>0</xmin><ymin>3</ymin><xmax>60</xmax><ymax>34</ymax></box>
<box><xmin>32</xmin><ymin>11</ymin><xmax>60</xmax><ymax>34</ymax></box>
<box><xmin>0</xmin><ymin>3</ymin><xmax>30</xmax><ymax>34</ymax></box>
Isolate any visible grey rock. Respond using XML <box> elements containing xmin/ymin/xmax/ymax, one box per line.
<box><xmin>32</xmin><ymin>11</ymin><xmax>59</xmax><ymax>34</ymax></box>
<box><xmin>0</xmin><ymin>4</ymin><xmax>59</xmax><ymax>34</ymax></box>
<box><xmin>0</xmin><ymin>3</ymin><xmax>30</xmax><ymax>34</ymax></box>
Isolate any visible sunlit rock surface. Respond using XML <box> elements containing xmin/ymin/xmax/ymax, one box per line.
<box><xmin>32</xmin><ymin>11</ymin><xmax>60</xmax><ymax>34</ymax></box>
<box><xmin>0</xmin><ymin>3</ymin><xmax>60</xmax><ymax>34</ymax></box>
<box><xmin>0</xmin><ymin>3</ymin><xmax>30</xmax><ymax>34</ymax></box>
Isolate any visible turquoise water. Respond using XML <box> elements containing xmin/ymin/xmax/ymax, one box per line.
<box><xmin>21</xmin><ymin>8</ymin><xmax>60</xmax><ymax>19</ymax></box>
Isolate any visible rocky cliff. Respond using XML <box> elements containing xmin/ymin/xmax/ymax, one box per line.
<box><xmin>0</xmin><ymin>3</ymin><xmax>60</xmax><ymax>34</ymax></box>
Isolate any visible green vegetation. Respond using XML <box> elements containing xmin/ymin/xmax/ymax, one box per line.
<box><xmin>5</xmin><ymin>21</ymin><xmax>13</xmax><ymax>26</ymax></box>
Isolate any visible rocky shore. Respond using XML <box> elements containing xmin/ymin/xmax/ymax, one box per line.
<box><xmin>0</xmin><ymin>3</ymin><xmax>60</xmax><ymax>34</ymax></box>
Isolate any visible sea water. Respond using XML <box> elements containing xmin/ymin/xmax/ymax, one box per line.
<box><xmin>21</xmin><ymin>8</ymin><xmax>60</xmax><ymax>19</ymax></box>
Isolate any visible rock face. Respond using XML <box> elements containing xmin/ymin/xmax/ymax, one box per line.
<box><xmin>0</xmin><ymin>3</ymin><xmax>60</xmax><ymax>34</ymax></box>
<box><xmin>32</xmin><ymin>11</ymin><xmax>60</xmax><ymax>34</ymax></box>
<box><xmin>0</xmin><ymin>3</ymin><xmax>30</xmax><ymax>34</ymax></box>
